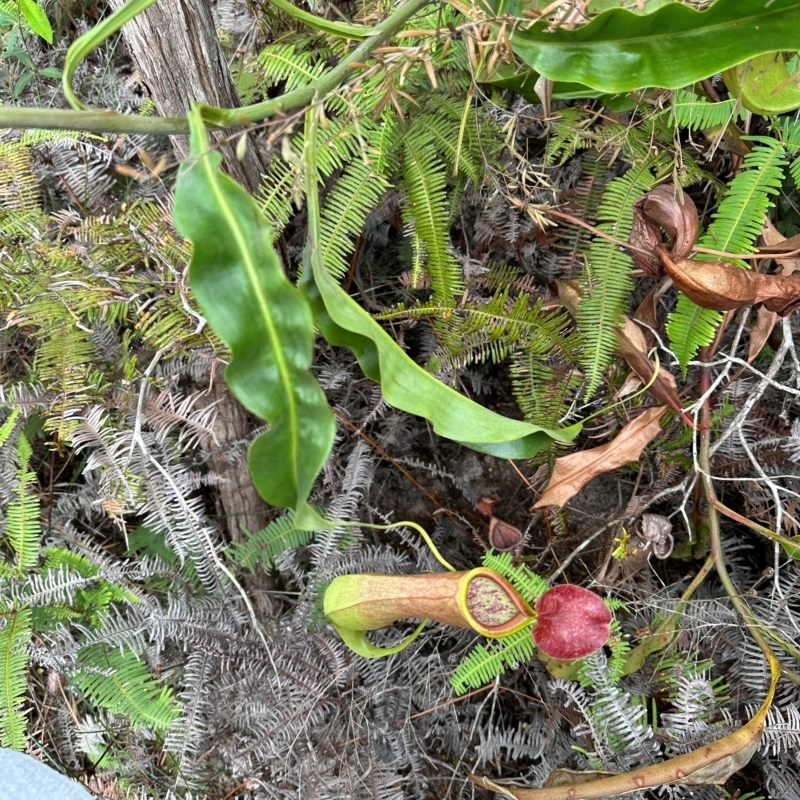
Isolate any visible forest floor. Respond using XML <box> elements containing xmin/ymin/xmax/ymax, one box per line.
<box><xmin>3</xmin><ymin>2</ymin><xmax>800</xmax><ymax>800</ymax></box>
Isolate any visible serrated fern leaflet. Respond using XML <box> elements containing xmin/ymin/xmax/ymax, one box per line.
<box><xmin>668</xmin><ymin>139</ymin><xmax>788</xmax><ymax>368</ymax></box>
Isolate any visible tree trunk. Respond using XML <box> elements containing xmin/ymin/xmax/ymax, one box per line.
<box><xmin>109</xmin><ymin>0</ymin><xmax>265</xmax><ymax>193</ymax></box>
<box><xmin>112</xmin><ymin>0</ymin><xmax>276</xmax><ymax>611</ymax></box>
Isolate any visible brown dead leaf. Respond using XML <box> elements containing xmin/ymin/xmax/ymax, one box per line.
<box><xmin>615</xmin><ymin>326</ymin><xmax>684</xmax><ymax>416</ymax></box>
<box><xmin>534</xmin><ymin>407</ymin><xmax>667</xmax><ymax>509</ymax></box>
<box><xmin>632</xmin><ymin>284</ymin><xmax>664</xmax><ymax>350</ymax></box>
<box><xmin>631</xmin><ymin>185</ymin><xmax>699</xmax><ymax>274</ymax></box>
<box><xmin>660</xmin><ymin>250</ymin><xmax>800</xmax><ymax>315</ymax></box>
<box><xmin>747</xmin><ymin>305</ymin><xmax>778</xmax><ymax>363</ymax></box>
<box><xmin>488</xmin><ymin>516</ymin><xmax>523</xmax><ymax>553</ymax></box>
<box><xmin>748</xmin><ymin>220</ymin><xmax>800</xmax><ymax>360</ymax></box>
<box><xmin>468</xmin><ymin>652</ymin><xmax>779</xmax><ymax>800</ymax></box>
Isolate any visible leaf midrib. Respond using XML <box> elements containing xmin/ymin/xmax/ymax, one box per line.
<box><xmin>201</xmin><ymin>157</ymin><xmax>301</xmax><ymax>496</ymax></box>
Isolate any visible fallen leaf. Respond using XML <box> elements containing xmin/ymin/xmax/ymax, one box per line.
<box><xmin>660</xmin><ymin>250</ymin><xmax>800</xmax><ymax>315</ymax></box>
<box><xmin>468</xmin><ymin>650</ymin><xmax>779</xmax><ymax>800</ymax></box>
<box><xmin>747</xmin><ymin>220</ymin><xmax>800</xmax><ymax>361</ymax></box>
<box><xmin>488</xmin><ymin>516</ymin><xmax>523</xmax><ymax>553</ymax></box>
<box><xmin>544</xmin><ymin>769</ymin><xmax>620</xmax><ymax>788</ymax></box>
<box><xmin>632</xmin><ymin>283</ymin><xmax>664</xmax><ymax>350</ymax></box>
<box><xmin>534</xmin><ymin>407</ymin><xmax>667</xmax><ymax>508</ymax></box>
<box><xmin>615</xmin><ymin>325</ymin><xmax>684</xmax><ymax>416</ymax></box>
<box><xmin>631</xmin><ymin>185</ymin><xmax>699</xmax><ymax>273</ymax></box>
<box><xmin>747</xmin><ymin>305</ymin><xmax>778</xmax><ymax>363</ymax></box>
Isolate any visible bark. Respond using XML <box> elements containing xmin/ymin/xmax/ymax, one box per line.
<box><xmin>112</xmin><ymin>0</ymin><xmax>275</xmax><ymax>609</ymax></box>
<box><xmin>203</xmin><ymin>377</ymin><xmax>276</xmax><ymax>614</ymax></box>
<box><xmin>109</xmin><ymin>0</ymin><xmax>265</xmax><ymax>193</ymax></box>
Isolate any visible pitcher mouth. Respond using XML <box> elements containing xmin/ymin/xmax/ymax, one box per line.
<box><xmin>459</xmin><ymin>568</ymin><xmax>535</xmax><ymax>638</ymax></box>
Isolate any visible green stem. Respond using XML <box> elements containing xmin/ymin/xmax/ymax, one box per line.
<box><xmin>0</xmin><ymin>0</ymin><xmax>431</xmax><ymax>135</ymax></box>
<box><xmin>266</xmin><ymin>0</ymin><xmax>372</xmax><ymax>39</ymax></box>
<box><xmin>710</xmin><ymin>496</ymin><xmax>800</xmax><ymax>557</ymax></box>
<box><xmin>0</xmin><ymin>107</ymin><xmax>191</xmax><ymax>135</ymax></box>
<box><xmin>697</xmin><ymin>375</ymin><xmax>779</xmax><ymax>671</ymax></box>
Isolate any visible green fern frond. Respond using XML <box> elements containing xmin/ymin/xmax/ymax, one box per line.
<box><xmin>666</xmin><ymin>298</ymin><xmax>722</xmax><ymax>372</ymax></box>
<box><xmin>671</xmin><ymin>88</ymin><xmax>746</xmax><ymax>131</ymax></box>
<box><xmin>228</xmin><ymin>509</ymin><xmax>318</xmax><ymax>571</ymax></box>
<box><xmin>402</xmin><ymin>125</ymin><xmax>462</xmax><ymax>301</ymax></box>
<box><xmin>450</xmin><ymin>625</ymin><xmax>535</xmax><ymax>695</ymax></box>
<box><xmin>481</xmin><ymin>550</ymin><xmax>549</xmax><ymax>603</ymax></box>
<box><xmin>0</xmin><ymin>409</ymin><xmax>21</xmax><ymax>449</ymax></box>
<box><xmin>415</xmin><ymin>101</ymin><xmax>488</xmax><ymax>184</ymax></box>
<box><xmin>511</xmin><ymin>351</ymin><xmax>583</xmax><ymax>429</ymax></box>
<box><xmin>781</xmin><ymin>117</ymin><xmax>800</xmax><ymax>186</ymax></box>
<box><xmin>258</xmin><ymin>155</ymin><xmax>301</xmax><ymax>241</ymax></box>
<box><xmin>0</xmin><ymin>140</ymin><xmax>41</xmax><ymax>216</ymax></box>
<box><xmin>257</xmin><ymin>42</ymin><xmax>330</xmax><ymax>91</ymax></box>
<box><xmin>74</xmin><ymin>644</ymin><xmax>179</xmax><ymax>731</ymax></box>
<box><xmin>604</xmin><ymin>612</ymin><xmax>632</xmax><ymax>682</ymax></box>
<box><xmin>41</xmin><ymin>548</ymin><xmax>137</xmax><ymax>626</ymax></box>
<box><xmin>137</xmin><ymin>294</ymin><xmax>216</xmax><ymax>355</ymax></box>
<box><xmin>6</xmin><ymin>434</ymin><xmax>40</xmax><ymax>575</ymax></box>
<box><xmin>577</xmin><ymin>161</ymin><xmax>655</xmax><ymax>397</ymax></box>
<box><xmin>319</xmin><ymin>160</ymin><xmax>392</xmax><ymax>279</ymax></box>
<box><xmin>545</xmin><ymin>107</ymin><xmax>591</xmax><ymax>166</ymax></box>
<box><xmin>668</xmin><ymin>139</ymin><xmax>787</xmax><ymax>369</ymax></box>
<box><xmin>698</xmin><ymin>138</ymin><xmax>786</xmax><ymax>262</ymax></box>
<box><xmin>0</xmin><ymin>607</ymin><xmax>31</xmax><ymax>750</ymax></box>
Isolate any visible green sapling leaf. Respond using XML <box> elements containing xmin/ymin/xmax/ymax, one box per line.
<box><xmin>17</xmin><ymin>0</ymin><xmax>52</xmax><ymax>44</ymax></box>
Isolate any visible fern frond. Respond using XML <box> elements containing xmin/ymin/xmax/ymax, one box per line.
<box><xmin>6</xmin><ymin>434</ymin><xmax>40</xmax><ymax>574</ymax></box>
<box><xmin>0</xmin><ymin>606</ymin><xmax>31</xmax><ymax>750</ymax></box>
<box><xmin>481</xmin><ymin>550</ymin><xmax>548</xmax><ymax>603</ymax></box>
<box><xmin>74</xmin><ymin>643</ymin><xmax>179</xmax><ymax>731</ymax></box>
<box><xmin>450</xmin><ymin>625</ymin><xmax>535</xmax><ymax>695</ymax></box>
<box><xmin>668</xmin><ymin>139</ymin><xmax>787</xmax><ymax>369</ymax></box>
<box><xmin>258</xmin><ymin>154</ymin><xmax>301</xmax><ymax>241</ymax></box>
<box><xmin>699</xmin><ymin>138</ymin><xmax>787</xmax><ymax>261</ymax></box>
<box><xmin>666</xmin><ymin>298</ymin><xmax>722</xmax><ymax>371</ymax></box>
<box><xmin>511</xmin><ymin>350</ymin><xmax>583</xmax><ymax>429</ymax></box>
<box><xmin>577</xmin><ymin>161</ymin><xmax>655</xmax><ymax>396</ymax></box>
<box><xmin>671</xmin><ymin>88</ymin><xmax>746</xmax><ymax>131</ymax></box>
<box><xmin>545</xmin><ymin>107</ymin><xmax>591</xmax><ymax>166</ymax></box>
<box><xmin>228</xmin><ymin>509</ymin><xmax>318</xmax><ymax>571</ymax></box>
<box><xmin>0</xmin><ymin>409</ymin><xmax>21</xmax><ymax>449</ymax></box>
<box><xmin>257</xmin><ymin>41</ymin><xmax>330</xmax><ymax>92</ymax></box>
<box><xmin>319</xmin><ymin>159</ymin><xmax>392</xmax><ymax>279</ymax></box>
<box><xmin>0</xmin><ymin>140</ymin><xmax>40</xmax><ymax>215</ymax></box>
<box><xmin>163</xmin><ymin>649</ymin><xmax>213</xmax><ymax>788</ymax></box>
<box><xmin>402</xmin><ymin>124</ymin><xmax>462</xmax><ymax>301</ymax></box>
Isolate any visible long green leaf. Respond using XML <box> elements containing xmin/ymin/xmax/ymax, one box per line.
<box><xmin>300</xmin><ymin>115</ymin><xmax>579</xmax><ymax>460</ymax></box>
<box><xmin>16</xmin><ymin>0</ymin><xmax>52</xmax><ymax>43</ymax></box>
<box><xmin>301</xmin><ymin>260</ymin><xmax>580</xmax><ymax>456</ymax></box>
<box><xmin>507</xmin><ymin>0</ymin><xmax>800</xmax><ymax>93</ymax></box>
<box><xmin>173</xmin><ymin>106</ymin><xmax>335</xmax><ymax>511</ymax></box>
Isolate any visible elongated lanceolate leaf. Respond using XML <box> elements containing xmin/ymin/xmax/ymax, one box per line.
<box><xmin>300</xmin><ymin>248</ymin><xmax>579</xmax><ymax>459</ymax></box>
<box><xmin>173</xmin><ymin>107</ymin><xmax>335</xmax><ymax>510</ymax></box>
<box><xmin>17</xmin><ymin>0</ymin><xmax>52</xmax><ymax>43</ymax></box>
<box><xmin>507</xmin><ymin>0</ymin><xmax>800</xmax><ymax>93</ymax></box>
